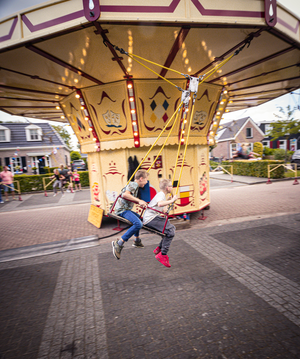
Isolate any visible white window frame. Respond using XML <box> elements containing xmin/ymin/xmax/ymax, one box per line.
<box><xmin>262</xmin><ymin>140</ymin><xmax>270</xmax><ymax>148</ymax></box>
<box><xmin>0</xmin><ymin>125</ymin><xmax>11</xmax><ymax>142</ymax></box>
<box><xmin>278</xmin><ymin>140</ymin><xmax>287</xmax><ymax>150</ymax></box>
<box><xmin>230</xmin><ymin>143</ymin><xmax>237</xmax><ymax>158</ymax></box>
<box><xmin>11</xmin><ymin>157</ymin><xmax>22</xmax><ymax>173</ymax></box>
<box><xmin>25</xmin><ymin>124</ymin><xmax>42</xmax><ymax>141</ymax></box>
<box><xmin>246</xmin><ymin>127</ymin><xmax>253</xmax><ymax>138</ymax></box>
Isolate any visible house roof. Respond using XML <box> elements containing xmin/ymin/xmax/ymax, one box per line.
<box><xmin>217</xmin><ymin>117</ymin><xmax>265</xmax><ymax>142</ymax></box>
<box><xmin>217</xmin><ymin>117</ymin><xmax>250</xmax><ymax>141</ymax></box>
<box><xmin>0</xmin><ymin>122</ymin><xmax>68</xmax><ymax>149</ymax></box>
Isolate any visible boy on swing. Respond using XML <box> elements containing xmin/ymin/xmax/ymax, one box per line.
<box><xmin>143</xmin><ymin>179</ymin><xmax>178</xmax><ymax>268</ymax></box>
<box><xmin>112</xmin><ymin>169</ymin><xmax>149</xmax><ymax>260</ymax></box>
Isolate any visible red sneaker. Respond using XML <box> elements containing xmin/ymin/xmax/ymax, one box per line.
<box><xmin>155</xmin><ymin>252</ymin><xmax>171</xmax><ymax>268</ymax></box>
<box><xmin>153</xmin><ymin>246</ymin><xmax>161</xmax><ymax>255</ymax></box>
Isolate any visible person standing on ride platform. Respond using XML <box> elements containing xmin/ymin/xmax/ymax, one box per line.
<box><xmin>143</xmin><ymin>179</ymin><xmax>177</xmax><ymax>268</ymax></box>
<box><xmin>112</xmin><ymin>169</ymin><xmax>149</xmax><ymax>260</ymax></box>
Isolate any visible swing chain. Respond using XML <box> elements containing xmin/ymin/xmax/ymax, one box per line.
<box><xmin>234</xmin><ymin>37</ymin><xmax>253</xmax><ymax>56</ymax></box>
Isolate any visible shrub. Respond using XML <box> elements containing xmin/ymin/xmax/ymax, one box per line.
<box><xmin>253</xmin><ymin>142</ymin><xmax>263</xmax><ymax>157</ymax></box>
<box><xmin>263</xmin><ymin>147</ymin><xmax>274</xmax><ymax>156</ymax></box>
<box><xmin>13</xmin><ymin>171</ymin><xmax>90</xmax><ymax>193</ymax></box>
<box><xmin>273</xmin><ymin>148</ymin><xmax>289</xmax><ymax>161</ymax></box>
<box><xmin>222</xmin><ymin>160</ymin><xmax>284</xmax><ymax>178</ymax></box>
<box><xmin>210</xmin><ymin>160</ymin><xmax>219</xmax><ymax>169</ymax></box>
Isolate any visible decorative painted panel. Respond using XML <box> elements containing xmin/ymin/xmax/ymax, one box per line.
<box><xmin>83</xmin><ymin>83</ymin><xmax>133</xmax><ymax>141</ymax></box>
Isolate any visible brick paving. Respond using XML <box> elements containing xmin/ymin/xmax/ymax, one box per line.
<box><xmin>0</xmin><ymin>179</ymin><xmax>299</xmax><ymax>358</ymax></box>
<box><xmin>0</xmin><ymin>181</ymin><xmax>299</xmax><ymax>251</ymax></box>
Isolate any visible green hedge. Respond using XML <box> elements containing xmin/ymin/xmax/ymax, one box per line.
<box><xmin>222</xmin><ymin>160</ymin><xmax>285</xmax><ymax>178</ymax></box>
<box><xmin>12</xmin><ymin>171</ymin><xmax>90</xmax><ymax>193</ymax></box>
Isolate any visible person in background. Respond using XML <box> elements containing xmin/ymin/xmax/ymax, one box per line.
<box><xmin>66</xmin><ymin>165</ymin><xmax>74</xmax><ymax>193</ymax></box>
<box><xmin>50</xmin><ymin>169</ymin><xmax>65</xmax><ymax>197</ymax></box>
<box><xmin>73</xmin><ymin>169</ymin><xmax>81</xmax><ymax>191</ymax></box>
<box><xmin>0</xmin><ymin>174</ymin><xmax>3</xmax><ymax>204</ymax></box>
<box><xmin>0</xmin><ymin>166</ymin><xmax>15</xmax><ymax>201</ymax></box>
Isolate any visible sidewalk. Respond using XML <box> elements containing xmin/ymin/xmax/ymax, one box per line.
<box><xmin>0</xmin><ymin>180</ymin><xmax>300</xmax><ymax>358</ymax></box>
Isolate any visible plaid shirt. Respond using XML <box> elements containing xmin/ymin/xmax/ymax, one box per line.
<box><xmin>114</xmin><ymin>181</ymin><xmax>139</xmax><ymax>215</ymax></box>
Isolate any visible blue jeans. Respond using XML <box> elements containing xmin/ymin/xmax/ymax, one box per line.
<box><xmin>119</xmin><ymin>210</ymin><xmax>142</xmax><ymax>242</ymax></box>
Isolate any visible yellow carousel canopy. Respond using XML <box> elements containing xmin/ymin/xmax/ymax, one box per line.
<box><xmin>0</xmin><ymin>0</ymin><xmax>299</xmax><ymax>122</ymax></box>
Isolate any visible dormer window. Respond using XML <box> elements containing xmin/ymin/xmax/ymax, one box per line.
<box><xmin>0</xmin><ymin>125</ymin><xmax>11</xmax><ymax>142</ymax></box>
<box><xmin>25</xmin><ymin>124</ymin><xmax>42</xmax><ymax>141</ymax></box>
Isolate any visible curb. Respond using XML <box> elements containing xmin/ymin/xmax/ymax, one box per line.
<box><xmin>0</xmin><ymin>235</ymin><xmax>99</xmax><ymax>263</ymax></box>
<box><xmin>209</xmin><ymin>175</ymin><xmax>300</xmax><ymax>185</ymax></box>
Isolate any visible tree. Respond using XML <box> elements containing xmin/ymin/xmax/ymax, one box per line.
<box><xmin>70</xmin><ymin>151</ymin><xmax>81</xmax><ymax>161</ymax></box>
<box><xmin>52</xmin><ymin>125</ymin><xmax>72</xmax><ymax>148</ymax></box>
<box><xmin>267</xmin><ymin>105</ymin><xmax>300</xmax><ymax>162</ymax></box>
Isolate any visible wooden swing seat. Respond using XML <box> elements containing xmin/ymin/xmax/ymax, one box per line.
<box><xmin>107</xmin><ymin>213</ymin><xmax>166</xmax><ymax>237</ymax></box>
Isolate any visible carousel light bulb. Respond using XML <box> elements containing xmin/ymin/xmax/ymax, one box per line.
<box><xmin>93</xmin><ymin>138</ymin><xmax>97</xmax><ymax>141</ymax></box>
<box><xmin>127</xmin><ymin>83</ymin><xmax>133</xmax><ymax>89</ymax></box>
<box><xmin>56</xmin><ymin>106</ymin><xmax>60</xmax><ymax>110</ymax></box>
<box><xmin>131</xmin><ymin>109</ymin><xmax>136</xmax><ymax>114</ymax></box>
<box><xmin>134</xmin><ymin>132</ymin><xmax>138</xmax><ymax>136</ymax></box>
<box><xmin>95</xmin><ymin>145</ymin><xmax>98</xmax><ymax>149</ymax></box>
<box><xmin>181</xmin><ymin>139</ymin><xmax>185</xmax><ymax>143</ymax></box>
<box><xmin>184</xmin><ymin>120</ymin><xmax>187</xmax><ymax>124</ymax></box>
<box><xmin>220</xmin><ymin>101</ymin><xmax>224</xmax><ymax>105</ymax></box>
<box><xmin>88</xmin><ymin>128</ymin><xmax>93</xmax><ymax>131</ymax></box>
<box><xmin>85</xmin><ymin>117</ymin><xmax>89</xmax><ymax>121</ymax></box>
<box><xmin>217</xmin><ymin>112</ymin><xmax>221</xmax><ymax>115</ymax></box>
<box><xmin>225</xmin><ymin>109</ymin><xmax>229</xmax><ymax>112</ymax></box>
<box><xmin>61</xmin><ymin>116</ymin><xmax>65</xmax><ymax>119</ymax></box>
<box><xmin>223</xmin><ymin>90</ymin><xmax>228</xmax><ymax>94</ymax></box>
<box><xmin>129</xmin><ymin>97</ymin><xmax>134</xmax><ymax>102</ymax></box>
<box><xmin>75</xmin><ymin>94</ymin><xmax>80</xmax><ymax>98</ymax></box>
<box><xmin>81</xmin><ymin>106</ymin><xmax>84</xmax><ymax>110</ymax></box>
<box><xmin>135</xmin><ymin>140</ymin><xmax>139</xmax><ymax>145</ymax></box>
<box><xmin>132</xmin><ymin>121</ymin><xmax>136</xmax><ymax>126</ymax></box>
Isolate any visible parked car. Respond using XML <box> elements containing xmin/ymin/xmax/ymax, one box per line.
<box><xmin>71</xmin><ymin>159</ymin><xmax>86</xmax><ymax>171</ymax></box>
<box><xmin>291</xmin><ymin>150</ymin><xmax>300</xmax><ymax>168</ymax></box>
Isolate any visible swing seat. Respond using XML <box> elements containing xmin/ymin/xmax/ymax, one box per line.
<box><xmin>107</xmin><ymin>213</ymin><xmax>166</xmax><ymax>237</ymax></box>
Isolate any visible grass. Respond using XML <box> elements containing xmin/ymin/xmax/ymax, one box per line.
<box><xmin>284</xmin><ymin>169</ymin><xmax>300</xmax><ymax>178</ymax></box>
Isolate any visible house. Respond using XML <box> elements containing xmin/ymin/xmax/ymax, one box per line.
<box><xmin>0</xmin><ymin>123</ymin><xmax>71</xmax><ymax>174</ymax></box>
<box><xmin>259</xmin><ymin>121</ymin><xmax>300</xmax><ymax>151</ymax></box>
<box><xmin>212</xmin><ymin>117</ymin><xmax>265</xmax><ymax>160</ymax></box>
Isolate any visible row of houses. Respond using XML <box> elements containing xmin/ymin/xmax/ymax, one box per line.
<box><xmin>0</xmin><ymin>123</ymin><xmax>71</xmax><ymax>174</ymax></box>
<box><xmin>212</xmin><ymin>117</ymin><xmax>300</xmax><ymax>160</ymax></box>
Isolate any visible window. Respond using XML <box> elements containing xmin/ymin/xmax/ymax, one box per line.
<box><xmin>0</xmin><ymin>130</ymin><xmax>5</xmax><ymax>141</ymax></box>
<box><xmin>246</xmin><ymin>128</ymin><xmax>253</xmax><ymax>138</ymax></box>
<box><xmin>262</xmin><ymin>140</ymin><xmax>270</xmax><ymax>147</ymax></box>
<box><xmin>290</xmin><ymin>138</ymin><xmax>297</xmax><ymax>151</ymax></box>
<box><xmin>230</xmin><ymin>143</ymin><xmax>237</xmax><ymax>158</ymax></box>
<box><xmin>265</xmin><ymin>124</ymin><xmax>273</xmax><ymax>134</ymax></box>
<box><xmin>25</xmin><ymin>124</ymin><xmax>42</xmax><ymax>141</ymax></box>
<box><xmin>0</xmin><ymin>125</ymin><xmax>11</xmax><ymax>142</ymax></box>
<box><xmin>11</xmin><ymin>157</ymin><xmax>22</xmax><ymax>173</ymax></box>
<box><xmin>279</xmin><ymin>140</ymin><xmax>286</xmax><ymax>149</ymax></box>
<box><xmin>30</xmin><ymin>129</ymin><xmax>39</xmax><ymax>140</ymax></box>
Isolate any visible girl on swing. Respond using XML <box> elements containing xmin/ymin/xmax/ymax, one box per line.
<box><xmin>143</xmin><ymin>179</ymin><xmax>178</xmax><ymax>268</ymax></box>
